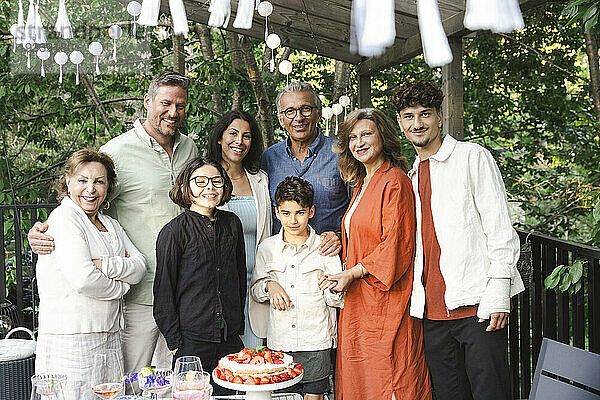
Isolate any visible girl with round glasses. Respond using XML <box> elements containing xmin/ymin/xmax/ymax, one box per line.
<box><xmin>153</xmin><ymin>157</ymin><xmax>246</xmax><ymax>396</ymax></box>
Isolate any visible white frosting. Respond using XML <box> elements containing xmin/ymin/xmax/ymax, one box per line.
<box><xmin>218</xmin><ymin>353</ymin><xmax>294</xmax><ymax>375</ymax></box>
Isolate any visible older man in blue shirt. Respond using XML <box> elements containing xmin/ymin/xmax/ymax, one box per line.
<box><xmin>261</xmin><ymin>82</ymin><xmax>349</xmax><ymax>255</ymax></box>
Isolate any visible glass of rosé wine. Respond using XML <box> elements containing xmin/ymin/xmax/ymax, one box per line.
<box><xmin>91</xmin><ymin>349</ymin><xmax>124</xmax><ymax>399</ymax></box>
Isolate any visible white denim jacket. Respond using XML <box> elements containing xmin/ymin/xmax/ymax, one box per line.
<box><xmin>408</xmin><ymin>135</ymin><xmax>524</xmax><ymax>320</ymax></box>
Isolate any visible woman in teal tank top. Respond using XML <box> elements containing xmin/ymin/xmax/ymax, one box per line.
<box><xmin>208</xmin><ymin>110</ymin><xmax>272</xmax><ymax>348</ymax></box>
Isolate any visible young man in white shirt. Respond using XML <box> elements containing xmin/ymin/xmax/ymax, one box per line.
<box><xmin>251</xmin><ymin>176</ymin><xmax>343</xmax><ymax>400</ymax></box>
<box><xmin>391</xmin><ymin>80</ymin><xmax>524</xmax><ymax>400</ymax></box>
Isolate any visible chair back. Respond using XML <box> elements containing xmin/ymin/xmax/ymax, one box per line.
<box><xmin>529</xmin><ymin>338</ymin><xmax>600</xmax><ymax>400</ymax></box>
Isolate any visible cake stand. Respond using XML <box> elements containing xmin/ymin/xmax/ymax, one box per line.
<box><xmin>212</xmin><ymin>370</ymin><xmax>303</xmax><ymax>400</ymax></box>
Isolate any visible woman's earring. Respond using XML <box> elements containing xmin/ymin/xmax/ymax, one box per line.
<box><xmin>103</xmin><ymin>201</ymin><xmax>111</xmax><ymax>210</ymax></box>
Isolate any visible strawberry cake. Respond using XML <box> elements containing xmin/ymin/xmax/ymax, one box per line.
<box><xmin>213</xmin><ymin>347</ymin><xmax>303</xmax><ymax>385</ymax></box>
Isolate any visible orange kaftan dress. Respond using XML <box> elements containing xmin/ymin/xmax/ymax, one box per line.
<box><xmin>336</xmin><ymin>162</ymin><xmax>432</xmax><ymax>400</ymax></box>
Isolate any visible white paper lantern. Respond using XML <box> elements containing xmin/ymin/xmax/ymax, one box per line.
<box><xmin>108</xmin><ymin>25</ymin><xmax>123</xmax><ymax>61</ymax></box>
<box><xmin>332</xmin><ymin>103</ymin><xmax>343</xmax><ymax>115</ymax></box>
<box><xmin>322</xmin><ymin>107</ymin><xmax>333</xmax><ymax>120</ymax></box>
<box><xmin>257</xmin><ymin>1</ymin><xmax>272</xmax><ymax>40</ymax></box>
<box><xmin>257</xmin><ymin>1</ymin><xmax>273</xmax><ymax>17</ymax></box>
<box><xmin>322</xmin><ymin>106</ymin><xmax>333</xmax><ymax>136</ymax></box>
<box><xmin>36</xmin><ymin>47</ymin><xmax>50</xmax><ymax>77</ymax></box>
<box><xmin>70</xmin><ymin>50</ymin><xmax>83</xmax><ymax>85</ymax></box>
<box><xmin>23</xmin><ymin>39</ymin><xmax>34</xmax><ymax>69</ymax></box>
<box><xmin>339</xmin><ymin>95</ymin><xmax>350</xmax><ymax>107</ymax></box>
<box><xmin>10</xmin><ymin>24</ymin><xmax>19</xmax><ymax>52</ymax></box>
<box><xmin>127</xmin><ymin>1</ymin><xmax>142</xmax><ymax>36</ymax></box>
<box><xmin>88</xmin><ymin>41</ymin><xmax>103</xmax><ymax>75</ymax></box>
<box><xmin>279</xmin><ymin>59</ymin><xmax>292</xmax><ymax>75</ymax></box>
<box><xmin>266</xmin><ymin>33</ymin><xmax>280</xmax><ymax>49</ymax></box>
<box><xmin>54</xmin><ymin>51</ymin><xmax>68</xmax><ymax>83</ymax></box>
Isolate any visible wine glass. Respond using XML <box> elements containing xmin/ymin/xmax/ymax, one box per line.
<box><xmin>30</xmin><ymin>373</ymin><xmax>68</xmax><ymax>400</ymax></box>
<box><xmin>172</xmin><ymin>371</ymin><xmax>212</xmax><ymax>400</ymax></box>
<box><xmin>173</xmin><ymin>356</ymin><xmax>203</xmax><ymax>375</ymax></box>
<box><xmin>90</xmin><ymin>349</ymin><xmax>124</xmax><ymax>399</ymax></box>
<box><xmin>137</xmin><ymin>368</ymin><xmax>172</xmax><ymax>399</ymax></box>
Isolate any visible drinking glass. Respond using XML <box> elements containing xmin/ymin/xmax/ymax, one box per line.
<box><xmin>90</xmin><ymin>349</ymin><xmax>124</xmax><ymax>399</ymax></box>
<box><xmin>137</xmin><ymin>368</ymin><xmax>172</xmax><ymax>399</ymax></box>
<box><xmin>173</xmin><ymin>356</ymin><xmax>203</xmax><ymax>375</ymax></box>
<box><xmin>64</xmin><ymin>380</ymin><xmax>88</xmax><ymax>400</ymax></box>
<box><xmin>172</xmin><ymin>371</ymin><xmax>212</xmax><ymax>400</ymax></box>
<box><xmin>30</xmin><ymin>373</ymin><xmax>68</xmax><ymax>400</ymax></box>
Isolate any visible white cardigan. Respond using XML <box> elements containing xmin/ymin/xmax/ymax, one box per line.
<box><xmin>37</xmin><ymin>197</ymin><xmax>146</xmax><ymax>334</ymax></box>
<box><xmin>220</xmin><ymin>169</ymin><xmax>272</xmax><ymax>338</ymax></box>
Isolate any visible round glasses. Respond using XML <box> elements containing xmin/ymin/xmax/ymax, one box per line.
<box><xmin>189</xmin><ymin>176</ymin><xmax>225</xmax><ymax>188</ymax></box>
<box><xmin>281</xmin><ymin>105</ymin><xmax>315</xmax><ymax>119</ymax></box>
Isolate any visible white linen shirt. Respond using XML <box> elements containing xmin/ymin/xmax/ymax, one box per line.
<box><xmin>250</xmin><ymin>226</ymin><xmax>343</xmax><ymax>352</ymax></box>
<box><xmin>408</xmin><ymin>135</ymin><xmax>524</xmax><ymax>320</ymax></box>
<box><xmin>37</xmin><ymin>197</ymin><xmax>146</xmax><ymax>334</ymax></box>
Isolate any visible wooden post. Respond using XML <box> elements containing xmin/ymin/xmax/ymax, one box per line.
<box><xmin>358</xmin><ymin>73</ymin><xmax>372</xmax><ymax>108</ymax></box>
<box><xmin>442</xmin><ymin>37</ymin><xmax>464</xmax><ymax>140</ymax></box>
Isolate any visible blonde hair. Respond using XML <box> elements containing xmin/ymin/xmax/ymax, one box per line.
<box><xmin>334</xmin><ymin>108</ymin><xmax>408</xmax><ymax>187</ymax></box>
<box><xmin>54</xmin><ymin>148</ymin><xmax>117</xmax><ymax>201</ymax></box>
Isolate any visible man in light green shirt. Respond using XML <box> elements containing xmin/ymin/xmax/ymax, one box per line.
<box><xmin>29</xmin><ymin>71</ymin><xmax>198</xmax><ymax>375</ymax></box>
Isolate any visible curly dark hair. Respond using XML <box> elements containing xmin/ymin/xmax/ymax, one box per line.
<box><xmin>274</xmin><ymin>176</ymin><xmax>314</xmax><ymax>209</ymax></box>
<box><xmin>390</xmin><ymin>80</ymin><xmax>444</xmax><ymax>113</ymax></box>
<box><xmin>169</xmin><ymin>157</ymin><xmax>233</xmax><ymax>208</ymax></box>
<box><xmin>206</xmin><ymin>109</ymin><xmax>263</xmax><ymax>174</ymax></box>
<box><xmin>55</xmin><ymin>148</ymin><xmax>117</xmax><ymax>203</ymax></box>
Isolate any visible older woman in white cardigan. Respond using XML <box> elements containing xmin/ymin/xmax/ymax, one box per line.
<box><xmin>35</xmin><ymin>149</ymin><xmax>145</xmax><ymax>397</ymax></box>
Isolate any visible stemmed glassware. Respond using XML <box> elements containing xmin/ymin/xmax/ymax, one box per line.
<box><xmin>90</xmin><ymin>349</ymin><xmax>124</xmax><ymax>399</ymax></box>
<box><xmin>173</xmin><ymin>356</ymin><xmax>203</xmax><ymax>375</ymax></box>
<box><xmin>137</xmin><ymin>368</ymin><xmax>172</xmax><ymax>399</ymax></box>
<box><xmin>30</xmin><ymin>373</ymin><xmax>68</xmax><ymax>400</ymax></box>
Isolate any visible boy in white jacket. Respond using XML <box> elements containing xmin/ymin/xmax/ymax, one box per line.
<box><xmin>251</xmin><ymin>177</ymin><xmax>343</xmax><ymax>400</ymax></box>
<box><xmin>392</xmin><ymin>80</ymin><xmax>524</xmax><ymax>400</ymax></box>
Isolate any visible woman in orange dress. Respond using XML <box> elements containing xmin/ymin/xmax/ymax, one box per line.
<box><xmin>319</xmin><ymin>108</ymin><xmax>431</xmax><ymax>400</ymax></box>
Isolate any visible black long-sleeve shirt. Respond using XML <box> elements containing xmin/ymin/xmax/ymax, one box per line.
<box><xmin>153</xmin><ymin>209</ymin><xmax>246</xmax><ymax>350</ymax></box>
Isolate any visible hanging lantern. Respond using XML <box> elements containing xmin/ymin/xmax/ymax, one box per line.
<box><xmin>266</xmin><ymin>33</ymin><xmax>280</xmax><ymax>72</ymax></box>
<box><xmin>169</xmin><ymin>0</ymin><xmax>189</xmax><ymax>37</ymax></box>
<box><xmin>233</xmin><ymin>0</ymin><xmax>254</xmax><ymax>29</ymax></box>
<box><xmin>339</xmin><ymin>95</ymin><xmax>351</xmax><ymax>120</ymax></box>
<box><xmin>322</xmin><ymin>106</ymin><xmax>333</xmax><ymax>136</ymax></box>
<box><xmin>88</xmin><ymin>41</ymin><xmax>103</xmax><ymax>75</ymax></box>
<box><xmin>23</xmin><ymin>39</ymin><xmax>34</xmax><ymax>68</ymax></box>
<box><xmin>257</xmin><ymin>1</ymin><xmax>272</xmax><ymax>40</ymax></box>
<box><xmin>54</xmin><ymin>51</ymin><xmax>68</xmax><ymax>83</ymax></box>
<box><xmin>36</xmin><ymin>47</ymin><xmax>50</xmax><ymax>77</ymax></box>
<box><xmin>108</xmin><ymin>25</ymin><xmax>123</xmax><ymax>62</ymax></box>
<box><xmin>10</xmin><ymin>24</ymin><xmax>19</xmax><ymax>52</ymax></box>
<box><xmin>54</xmin><ymin>0</ymin><xmax>73</xmax><ymax>39</ymax></box>
<box><xmin>331</xmin><ymin>103</ymin><xmax>343</xmax><ymax>136</ymax></box>
<box><xmin>278</xmin><ymin>59</ymin><xmax>292</xmax><ymax>84</ymax></box>
<box><xmin>127</xmin><ymin>1</ymin><xmax>142</xmax><ymax>36</ymax></box>
<box><xmin>69</xmin><ymin>50</ymin><xmax>83</xmax><ymax>85</ymax></box>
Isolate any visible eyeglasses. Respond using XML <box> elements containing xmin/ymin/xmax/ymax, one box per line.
<box><xmin>189</xmin><ymin>176</ymin><xmax>224</xmax><ymax>188</ymax></box>
<box><xmin>281</xmin><ymin>105</ymin><xmax>315</xmax><ymax>119</ymax></box>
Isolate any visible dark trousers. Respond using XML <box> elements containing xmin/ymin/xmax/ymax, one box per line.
<box><xmin>174</xmin><ymin>334</ymin><xmax>243</xmax><ymax>396</ymax></box>
<box><xmin>423</xmin><ymin>316</ymin><xmax>511</xmax><ymax>400</ymax></box>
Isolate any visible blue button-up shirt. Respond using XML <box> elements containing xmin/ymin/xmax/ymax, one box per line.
<box><xmin>260</xmin><ymin>131</ymin><xmax>350</xmax><ymax>234</ymax></box>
